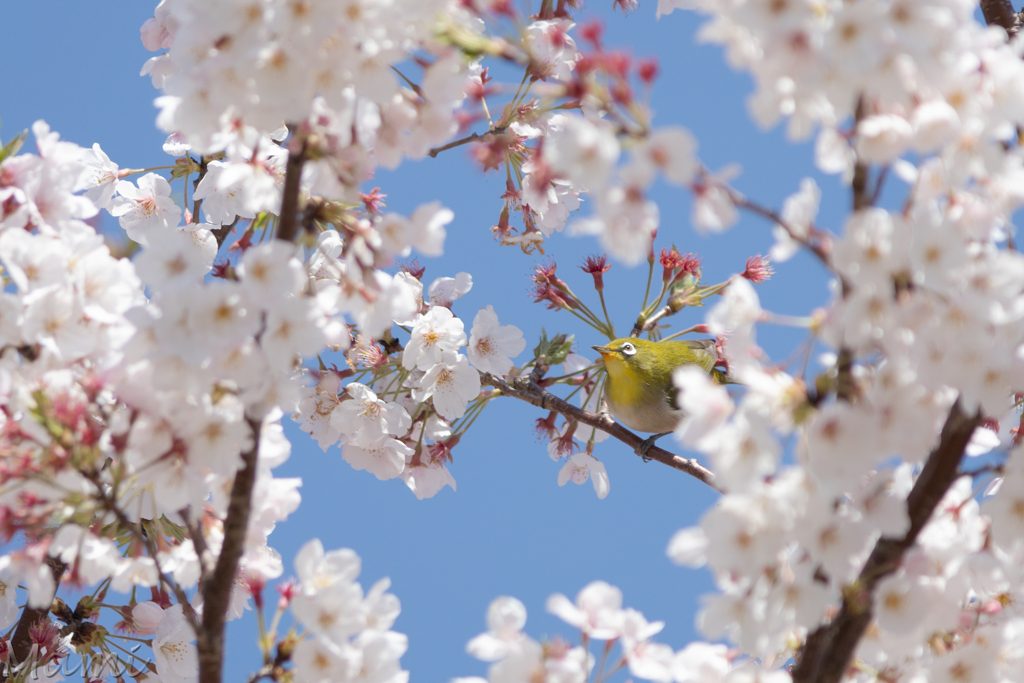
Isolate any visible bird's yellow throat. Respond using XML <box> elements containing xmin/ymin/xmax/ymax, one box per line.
<box><xmin>600</xmin><ymin>354</ymin><xmax>647</xmax><ymax>408</ymax></box>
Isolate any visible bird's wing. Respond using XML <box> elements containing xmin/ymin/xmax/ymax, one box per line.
<box><xmin>665</xmin><ymin>339</ymin><xmax>721</xmax><ymax>411</ymax></box>
<box><xmin>677</xmin><ymin>339</ymin><xmax>719</xmax><ymax>374</ymax></box>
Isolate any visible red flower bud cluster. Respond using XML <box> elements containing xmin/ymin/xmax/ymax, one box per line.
<box><xmin>400</xmin><ymin>259</ymin><xmax>425</xmax><ymax>280</ymax></box>
<box><xmin>472</xmin><ymin>131</ymin><xmax>526</xmax><ymax>173</ymax></box>
<box><xmin>427</xmin><ymin>434</ymin><xmax>461</xmax><ymax>464</ymax></box>
<box><xmin>562</xmin><ymin>21</ymin><xmax>659</xmax><ymax>107</ymax></box>
<box><xmin>530</xmin><ymin>260</ymin><xmax>578</xmax><ymax>310</ymax></box>
<box><xmin>549</xmin><ymin>421</ymin><xmax>578</xmax><ymax>458</ymax></box>
<box><xmin>580</xmin><ymin>254</ymin><xmax>611</xmax><ymax>291</ymax></box>
<box><xmin>360</xmin><ymin>187</ymin><xmax>387</xmax><ymax>215</ymax></box>
<box><xmin>534</xmin><ymin>411</ymin><xmax>559</xmax><ymax>440</ymax></box>
<box><xmin>742</xmin><ymin>255</ymin><xmax>774</xmax><ymax>283</ymax></box>
<box><xmin>660</xmin><ymin>248</ymin><xmax>702</xmax><ymax>283</ymax></box>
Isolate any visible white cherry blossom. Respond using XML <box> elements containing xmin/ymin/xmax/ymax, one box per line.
<box><xmin>468</xmin><ymin>306</ymin><xmax>526</xmax><ymax>376</ymax></box>
<box><xmin>402</xmin><ymin>307</ymin><xmax>468</xmax><ymax>372</ymax></box>
<box><xmin>546</xmin><ymin>581</ymin><xmax>624</xmax><ymax>639</ymax></box>
<box><xmin>109</xmin><ymin>172</ymin><xmax>182</xmax><ymax>244</ymax></box>
<box><xmin>417</xmin><ymin>352</ymin><xmax>481</xmax><ymax>421</ymax></box>
<box><xmin>342</xmin><ymin>436</ymin><xmax>414</xmax><ymax>481</ymax></box>
<box><xmin>153</xmin><ymin>605</ymin><xmax>199</xmax><ymax>683</ymax></box>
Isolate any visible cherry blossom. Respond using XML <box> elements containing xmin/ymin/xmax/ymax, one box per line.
<box><xmin>153</xmin><ymin>605</ymin><xmax>199</xmax><ymax>683</ymax></box>
<box><xmin>543</xmin><ymin>115</ymin><xmax>620</xmax><ymax>192</ymax></box>
<box><xmin>547</xmin><ymin>581</ymin><xmax>624</xmax><ymax>639</ymax></box>
<box><xmin>75</xmin><ymin>143</ymin><xmax>119</xmax><ymax>209</ymax></box>
<box><xmin>109</xmin><ymin>172</ymin><xmax>182</xmax><ymax>244</ymax></box>
<box><xmin>628</xmin><ymin>126</ymin><xmax>699</xmax><ymax>187</ymax></box>
<box><xmin>331</xmin><ymin>383</ymin><xmax>412</xmax><ymax>448</ymax></box>
<box><xmin>342</xmin><ymin>437</ymin><xmax>414</xmax><ymax>481</ymax></box>
<box><xmin>429</xmin><ymin>272</ymin><xmax>474</xmax><ymax>308</ymax></box>
<box><xmin>402</xmin><ymin>306</ymin><xmax>468</xmax><ymax>372</ymax></box>
<box><xmin>416</xmin><ymin>352</ymin><xmax>482</xmax><ymax>421</ymax></box>
<box><xmin>467</xmin><ymin>597</ymin><xmax>529</xmax><ymax>662</ymax></box>
<box><xmin>468</xmin><ymin>306</ymin><xmax>526</xmax><ymax>376</ymax></box>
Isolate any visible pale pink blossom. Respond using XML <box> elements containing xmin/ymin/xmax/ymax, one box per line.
<box><xmin>332</xmin><ymin>384</ymin><xmax>412</xmax><ymax>448</ymax></box>
<box><xmin>468</xmin><ymin>306</ymin><xmax>526</xmax><ymax>376</ymax></box>
<box><xmin>402</xmin><ymin>306</ymin><xmax>468</xmax><ymax>372</ymax></box>
<box><xmin>134</xmin><ymin>226</ymin><xmax>217</xmax><ymax>291</ymax></box>
<box><xmin>342</xmin><ymin>437</ymin><xmax>414</xmax><ymax>481</ymax></box>
<box><xmin>543</xmin><ymin>115</ymin><xmax>620</xmax><ymax>191</ymax></box>
<box><xmin>467</xmin><ymin>596</ymin><xmax>529</xmax><ymax>662</ymax></box>
<box><xmin>692</xmin><ymin>168</ymin><xmax>740</xmax><ymax>234</ymax></box>
<box><xmin>132</xmin><ymin>602</ymin><xmax>166</xmax><ymax>637</ymax></box>
<box><xmin>428</xmin><ymin>273</ymin><xmax>473</xmax><ymax>308</ymax></box>
<box><xmin>153</xmin><ymin>605</ymin><xmax>198</xmax><ymax>683</ymax></box>
<box><xmin>556</xmin><ymin>452</ymin><xmax>610</xmax><ymax>499</ymax></box>
<box><xmin>417</xmin><ymin>353</ymin><xmax>481</xmax><ymax>420</ymax></box>
<box><xmin>546</xmin><ymin>580</ymin><xmax>623</xmax><ymax>639</ymax></box>
<box><xmin>75</xmin><ymin>143</ymin><xmax>119</xmax><ymax>209</ymax></box>
<box><xmin>630</xmin><ymin>127</ymin><xmax>699</xmax><ymax>187</ymax></box>
<box><xmin>109</xmin><ymin>173</ymin><xmax>182</xmax><ymax>244</ymax></box>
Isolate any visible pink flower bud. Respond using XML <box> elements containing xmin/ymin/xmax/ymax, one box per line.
<box><xmin>742</xmin><ymin>255</ymin><xmax>774</xmax><ymax>283</ymax></box>
<box><xmin>132</xmin><ymin>601</ymin><xmax>165</xmax><ymax>637</ymax></box>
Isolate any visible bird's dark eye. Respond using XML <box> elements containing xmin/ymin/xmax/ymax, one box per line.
<box><xmin>621</xmin><ymin>343</ymin><xmax>636</xmax><ymax>356</ymax></box>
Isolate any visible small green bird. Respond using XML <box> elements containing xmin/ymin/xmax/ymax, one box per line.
<box><xmin>591</xmin><ymin>337</ymin><xmax>729</xmax><ymax>457</ymax></box>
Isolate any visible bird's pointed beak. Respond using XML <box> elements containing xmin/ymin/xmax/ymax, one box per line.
<box><xmin>591</xmin><ymin>345</ymin><xmax>612</xmax><ymax>356</ymax></box>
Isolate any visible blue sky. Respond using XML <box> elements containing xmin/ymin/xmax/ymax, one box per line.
<box><xmin>1</xmin><ymin>2</ymin><xmax>845</xmax><ymax>680</ymax></box>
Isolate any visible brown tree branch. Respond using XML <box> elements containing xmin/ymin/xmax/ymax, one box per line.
<box><xmin>276</xmin><ymin>139</ymin><xmax>308</xmax><ymax>244</ymax></box>
<box><xmin>1</xmin><ymin>558</ymin><xmax>65</xmax><ymax>683</ymax></box>
<box><xmin>980</xmin><ymin>0</ymin><xmax>1020</xmax><ymax>35</ymax></box>
<box><xmin>211</xmin><ymin>216</ymin><xmax>241</xmax><ymax>250</ymax></box>
<box><xmin>197</xmin><ymin>417</ymin><xmax>263</xmax><ymax>683</ymax></box>
<box><xmin>197</xmin><ymin>128</ymin><xmax>308</xmax><ymax>683</ymax></box>
<box><xmin>852</xmin><ymin>95</ymin><xmax>872</xmax><ymax>213</ymax></box>
<box><xmin>792</xmin><ymin>400</ymin><xmax>982</xmax><ymax>683</ymax></box>
<box><xmin>480</xmin><ymin>373</ymin><xmax>719</xmax><ymax>490</ymax></box>
<box><xmin>192</xmin><ymin>156</ymin><xmax>208</xmax><ymax>224</ymax></box>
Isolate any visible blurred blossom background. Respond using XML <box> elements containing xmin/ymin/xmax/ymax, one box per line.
<box><xmin>0</xmin><ymin>2</ymin><xmax>843</xmax><ymax>679</ymax></box>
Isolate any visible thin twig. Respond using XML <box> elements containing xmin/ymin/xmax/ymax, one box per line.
<box><xmin>727</xmin><ymin>190</ymin><xmax>832</xmax><ymax>267</ymax></box>
<box><xmin>480</xmin><ymin>373</ymin><xmax>719</xmax><ymax>490</ymax></box>
<box><xmin>428</xmin><ymin>126</ymin><xmax>508</xmax><ymax>158</ymax></box>
<box><xmin>211</xmin><ymin>216</ymin><xmax>241</xmax><ymax>250</ymax></box>
<box><xmin>83</xmin><ymin>472</ymin><xmax>198</xmax><ymax>630</ymax></box>
<box><xmin>870</xmin><ymin>165</ymin><xmax>889</xmax><ymax>207</ymax></box>
<box><xmin>181</xmin><ymin>508</ymin><xmax>214</xmax><ymax>586</ymax></box>
<box><xmin>835</xmin><ymin>347</ymin><xmax>857</xmax><ymax>402</ymax></box>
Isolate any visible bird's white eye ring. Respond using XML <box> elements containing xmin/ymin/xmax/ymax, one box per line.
<box><xmin>621</xmin><ymin>343</ymin><xmax>636</xmax><ymax>356</ymax></box>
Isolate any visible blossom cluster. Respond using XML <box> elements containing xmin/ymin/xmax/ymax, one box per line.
<box><xmin>7</xmin><ymin>0</ymin><xmax>1024</xmax><ymax>679</ymax></box>
<box><xmin>288</xmin><ymin>540</ymin><xmax>407</xmax><ymax>683</ymax></box>
<box><xmin>660</xmin><ymin>187</ymin><xmax>1024</xmax><ymax>679</ymax></box>
<box><xmin>658</xmin><ymin>0</ymin><xmax>1024</xmax><ymax>169</ymax></box>
<box><xmin>648</xmin><ymin>0</ymin><xmax>1024</xmax><ymax>669</ymax></box>
<box><xmin>295</xmin><ymin>280</ymin><xmax>526</xmax><ymax>499</ymax></box>
<box><xmin>0</xmin><ymin>121</ymin><xmax>317</xmax><ymax>680</ymax></box>
<box><xmin>458</xmin><ymin>582</ymin><xmax>787</xmax><ymax>683</ymax></box>
<box><xmin>142</xmin><ymin>0</ymin><xmax>479</xmax><ymax>165</ymax></box>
